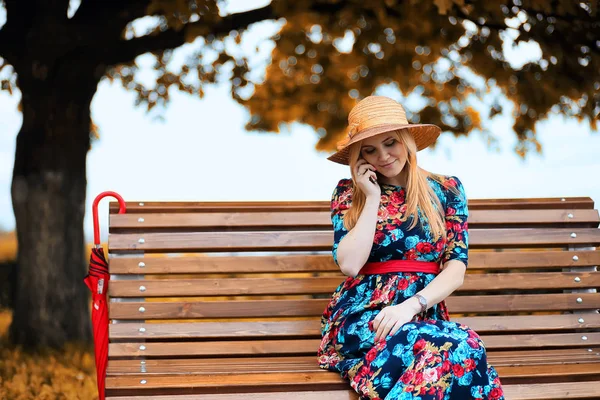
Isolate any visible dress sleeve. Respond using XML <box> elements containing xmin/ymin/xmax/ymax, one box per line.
<box><xmin>330</xmin><ymin>179</ymin><xmax>352</xmax><ymax>266</ymax></box>
<box><xmin>441</xmin><ymin>176</ymin><xmax>469</xmax><ymax>267</ymax></box>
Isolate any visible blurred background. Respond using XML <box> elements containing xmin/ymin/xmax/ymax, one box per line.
<box><xmin>0</xmin><ymin>0</ymin><xmax>598</xmax><ymax>398</ymax></box>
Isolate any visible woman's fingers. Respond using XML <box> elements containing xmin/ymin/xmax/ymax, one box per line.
<box><xmin>354</xmin><ymin>160</ymin><xmax>366</xmax><ymax>174</ymax></box>
<box><xmin>377</xmin><ymin>319</ymin><xmax>394</xmax><ymax>341</ymax></box>
<box><xmin>355</xmin><ymin>162</ymin><xmax>375</xmax><ymax>177</ymax></box>
<box><xmin>373</xmin><ymin>311</ymin><xmax>387</xmax><ymax>336</ymax></box>
<box><xmin>373</xmin><ymin>314</ymin><xmax>386</xmax><ymax>332</ymax></box>
<box><xmin>389</xmin><ymin>320</ymin><xmax>404</xmax><ymax>337</ymax></box>
<box><xmin>372</xmin><ymin>310</ymin><xmax>384</xmax><ymax>330</ymax></box>
<box><xmin>373</xmin><ymin>307</ymin><xmax>412</xmax><ymax>341</ymax></box>
<box><xmin>363</xmin><ymin>166</ymin><xmax>376</xmax><ymax>176</ymax></box>
<box><xmin>375</xmin><ymin>315</ymin><xmax>392</xmax><ymax>340</ymax></box>
<box><xmin>367</xmin><ymin>170</ymin><xmax>377</xmax><ymax>184</ymax></box>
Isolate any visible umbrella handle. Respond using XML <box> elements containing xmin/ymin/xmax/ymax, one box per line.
<box><xmin>93</xmin><ymin>191</ymin><xmax>126</xmax><ymax>246</ymax></box>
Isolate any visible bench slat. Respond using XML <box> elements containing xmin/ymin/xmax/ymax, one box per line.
<box><xmin>106</xmin><ymin>371</ymin><xmax>345</xmax><ymax>390</ymax></box>
<box><xmin>111</xmin><ymin>358</ymin><xmax>600</xmax><ymax>379</ymax></box>
<box><xmin>104</xmin><ymin>198</ymin><xmax>600</xmax><ymax>398</ymax></box>
<box><xmin>473</xmin><ymin>228</ymin><xmax>600</xmax><ymax>247</ymax></box>
<box><xmin>105</xmin><ymin>381</ymin><xmax>600</xmax><ymax>399</ymax></box>
<box><xmin>457</xmin><ymin>314</ymin><xmax>600</xmax><ymax>332</ymax></box>
<box><xmin>109</xmin><ymin>272</ymin><xmax>600</xmax><ymax>297</ymax></box>
<box><xmin>107</xmin><ymin>391</ymin><xmax>359</xmax><ymax>400</ymax></box>
<box><xmin>110</xmin><ymin>209</ymin><xmax>600</xmax><ymax>229</ymax></box>
<box><xmin>109</xmin><ymin>294</ymin><xmax>600</xmax><ymax>320</ymax></box>
<box><xmin>489</xmin><ymin>349</ymin><xmax>600</xmax><ymax>365</ymax></box>
<box><xmin>108</xmin><ymin>333</ymin><xmax>600</xmax><ymax>358</ymax></box>
<box><xmin>482</xmin><ymin>332</ymin><xmax>600</xmax><ymax>349</ymax></box>
<box><xmin>108</xmin><ymin>250</ymin><xmax>600</xmax><ymax>275</ymax></box>
<box><xmin>109</xmin><ymin>314</ymin><xmax>600</xmax><ymax>340</ymax></box>
<box><xmin>105</xmin><ymin>363</ymin><xmax>600</xmax><ymax>389</ymax></box>
<box><xmin>107</xmin><ymin>349</ymin><xmax>600</xmax><ymax>375</ymax></box>
<box><xmin>502</xmin><ymin>382</ymin><xmax>600</xmax><ymax>400</ymax></box>
<box><xmin>109</xmin><ymin>197</ymin><xmax>596</xmax><ymax>213</ymax></box>
<box><xmin>109</xmin><ymin>228</ymin><xmax>600</xmax><ymax>252</ymax></box>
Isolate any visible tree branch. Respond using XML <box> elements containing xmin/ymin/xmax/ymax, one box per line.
<box><xmin>0</xmin><ymin>0</ymin><xmax>32</xmax><ymax>62</ymax></box>
<box><xmin>103</xmin><ymin>3</ymin><xmax>278</xmax><ymax>66</ymax></box>
<box><xmin>453</xmin><ymin>8</ymin><xmax>507</xmax><ymax>32</ymax></box>
<box><xmin>72</xmin><ymin>0</ymin><xmax>151</xmax><ymax>32</ymax></box>
<box><xmin>0</xmin><ymin>28</ymin><xmax>12</xmax><ymax>64</ymax></box>
<box><xmin>104</xmin><ymin>29</ymin><xmax>185</xmax><ymax>66</ymax></box>
<box><xmin>69</xmin><ymin>0</ymin><xmax>153</xmax><ymax>52</ymax></box>
<box><xmin>38</xmin><ymin>0</ymin><xmax>70</xmax><ymax>21</ymax></box>
<box><xmin>5</xmin><ymin>0</ymin><xmax>33</xmax><ymax>23</ymax></box>
<box><xmin>519</xmin><ymin>5</ymin><xmax>598</xmax><ymax>24</ymax></box>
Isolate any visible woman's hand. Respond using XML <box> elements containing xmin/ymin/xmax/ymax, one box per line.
<box><xmin>354</xmin><ymin>159</ymin><xmax>381</xmax><ymax>199</ymax></box>
<box><xmin>372</xmin><ymin>298</ymin><xmax>421</xmax><ymax>342</ymax></box>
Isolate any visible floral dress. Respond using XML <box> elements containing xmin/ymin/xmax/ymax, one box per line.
<box><xmin>317</xmin><ymin>176</ymin><xmax>504</xmax><ymax>400</ymax></box>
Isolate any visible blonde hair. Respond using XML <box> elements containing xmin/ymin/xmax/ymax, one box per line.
<box><xmin>344</xmin><ymin>130</ymin><xmax>451</xmax><ymax>240</ymax></box>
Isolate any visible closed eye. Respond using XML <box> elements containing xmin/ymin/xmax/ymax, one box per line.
<box><xmin>362</xmin><ymin>139</ymin><xmax>396</xmax><ymax>155</ymax></box>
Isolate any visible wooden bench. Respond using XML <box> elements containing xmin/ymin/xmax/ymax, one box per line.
<box><xmin>103</xmin><ymin>197</ymin><xmax>600</xmax><ymax>400</ymax></box>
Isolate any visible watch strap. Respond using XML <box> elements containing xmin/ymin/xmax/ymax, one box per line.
<box><xmin>414</xmin><ymin>294</ymin><xmax>428</xmax><ymax>313</ymax></box>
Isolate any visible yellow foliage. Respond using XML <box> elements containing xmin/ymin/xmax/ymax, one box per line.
<box><xmin>0</xmin><ymin>236</ymin><xmax>107</xmax><ymax>399</ymax></box>
<box><xmin>0</xmin><ymin>232</ymin><xmax>17</xmax><ymax>263</ymax></box>
<box><xmin>0</xmin><ymin>232</ymin><xmax>103</xmax><ymax>398</ymax></box>
<box><xmin>1</xmin><ymin>311</ymin><xmax>98</xmax><ymax>400</ymax></box>
<box><xmin>240</xmin><ymin>0</ymin><xmax>599</xmax><ymax>157</ymax></box>
<box><xmin>1</xmin><ymin>231</ymin><xmax>104</xmax><ymax>263</ymax></box>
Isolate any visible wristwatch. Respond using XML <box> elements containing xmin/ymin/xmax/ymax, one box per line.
<box><xmin>414</xmin><ymin>294</ymin><xmax>428</xmax><ymax>313</ymax></box>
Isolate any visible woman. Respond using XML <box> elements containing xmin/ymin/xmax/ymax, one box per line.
<box><xmin>317</xmin><ymin>96</ymin><xmax>504</xmax><ymax>399</ymax></box>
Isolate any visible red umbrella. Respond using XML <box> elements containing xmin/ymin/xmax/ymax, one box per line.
<box><xmin>85</xmin><ymin>191</ymin><xmax>126</xmax><ymax>400</ymax></box>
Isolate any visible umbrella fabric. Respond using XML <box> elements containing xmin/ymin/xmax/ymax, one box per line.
<box><xmin>84</xmin><ymin>247</ymin><xmax>110</xmax><ymax>400</ymax></box>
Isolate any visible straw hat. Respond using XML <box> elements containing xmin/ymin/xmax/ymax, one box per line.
<box><xmin>327</xmin><ymin>96</ymin><xmax>441</xmax><ymax>165</ymax></box>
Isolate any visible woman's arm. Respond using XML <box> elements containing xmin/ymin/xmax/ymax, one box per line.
<box><xmin>373</xmin><ymin>259</ymin><xmax>466</xmax><ymax>341</ymax></box>
<box><xmin>410</xmin><ymin>177</ymin><xmax>469</xmax><ymax>311</ymax></box>
<box><xmin>405</xmin><ymin>260</ymin><xmax>466</xmax><ymax>313</ymax></box>
<box><xmin>336</xmin><ymin>196</ymin><xmax>380</xmax><ymax>277</ymax></box>
<box><xmin>373</xmin><ymin>176</ymin><xmax>469</xmax><ymax>340</ymax></box>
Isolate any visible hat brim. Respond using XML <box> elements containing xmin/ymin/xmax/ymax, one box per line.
<box><xmin>327</xmin><ymin>124</ymin><xmax>441</xmax><ymax>165</ymax></box>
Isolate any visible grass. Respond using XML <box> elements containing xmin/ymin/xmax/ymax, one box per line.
<box><xmin>0</xmin><ymin>230</ymin><xmax>99</xmax><ymax>399</ymax></box>
<box><xmin>0</xmin><ymin>309</ymin><xmax>99</xmax><ymax>400</ymax></box>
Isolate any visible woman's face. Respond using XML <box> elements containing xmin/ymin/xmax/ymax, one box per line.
<box><xmin>359</xmin><ymin>133</ymin><xmax>408</xmax><ymax>178</ymax></box>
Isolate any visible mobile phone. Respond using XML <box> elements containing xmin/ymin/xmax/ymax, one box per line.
<box><xmin>358</xmin><ymin>155</ymin><xmax>377</xmax><ymax>185</ymax></box>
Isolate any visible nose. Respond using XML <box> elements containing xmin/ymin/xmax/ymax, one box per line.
<box><xmin>378</xmin><ymin>149</ymin><xmax>391</xmax><ymax>163</ymax></box>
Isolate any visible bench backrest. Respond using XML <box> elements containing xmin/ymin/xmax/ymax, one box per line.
<box><xmin>106</xmin><ymin>197</ymin><xmax>600</xmax><ymax>391</ymax></box>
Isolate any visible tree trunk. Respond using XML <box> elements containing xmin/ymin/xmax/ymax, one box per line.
<box><xmin>9</xmin><ymin>61</ymin><xmax>101</xmax><ymax>349</ymax></box>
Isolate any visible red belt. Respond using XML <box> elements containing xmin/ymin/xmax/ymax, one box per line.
<box><xmin>359</xmin><ymin>260</ymin><xmax>440</xmax><ymax>275</ymax></box>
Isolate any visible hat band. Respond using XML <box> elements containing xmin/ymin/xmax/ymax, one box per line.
<box><xmin>348</xmin><ymin>115</ymin><xmax>409</xmax><ymax>139</ymax></box>
<box><xmin>339</xmin><ymin>122</ymin><xmax>409</xmax><ymax>150</ymax></box>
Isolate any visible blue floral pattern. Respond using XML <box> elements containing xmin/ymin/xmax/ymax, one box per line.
<box><xmin>317</xmin><ymin>176</ymin><xmax>504</xmax><ymax>399</ymax></box>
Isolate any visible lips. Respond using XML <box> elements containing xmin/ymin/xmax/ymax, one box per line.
<box><xmin>380</xmin><ymin>160</ymin><xmax>396</xmax><ymax>168</ymax></box>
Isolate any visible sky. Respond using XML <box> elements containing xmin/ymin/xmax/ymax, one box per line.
<box><xmin>0</xmin><ymin>1</ymin><xmax>599</xmax><ymax>244</ymax></box>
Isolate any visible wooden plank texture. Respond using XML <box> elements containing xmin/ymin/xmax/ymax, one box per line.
<box><xmin>108</xmin><ymin>272</ymin><xmax>600</xmax><ymax>297</ymax></box>
<box><xmin>109</xmin><ymin>294</ymin><xmax>600</xmax><ymax>320</ymax></box>
<box><xmin>104</xmin><ymin>198</ymin><xmax>600</xmax><ymax>398</ymax></box>
<box><xmin>109</xmin><ymin>209</ymin><xmax>599</xmax><ymax>229</ymax></box>
<box><xmin>109</xmin><ymin>197</ymin><xmax>596</xmax><ymax>213</ymax></box>
<box><xmin>108</xmin><ymin>250</ymin><xmax>600</xmax><ymax>275</ymax></box>
<box><xmin>105</xmin><ymin>364</ymin><xmax>600</xmax><ymax>389</ymax></box>
<box><xmin>103</xmin><ymin>381</ymin><xmax>600</xmax><ymax>399</ymax></box>
<box><xmin>109</xmin><ymin>314</ymin><xmax>600</xmax><ymax>340</ymax></box>
<box><xmin>107</xmin><ymin>350</ymin><xmax>600</xmax><ymax>375</ymax></box>
<box><xmin>108</xmin><ymin>228</ymin><xmax>600</xmax><ymax>252</ymax></box>
<box><xmin>108</xmin><ymin>333</ymin><xmax>600</xmax><ymax>358</ymax></box>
